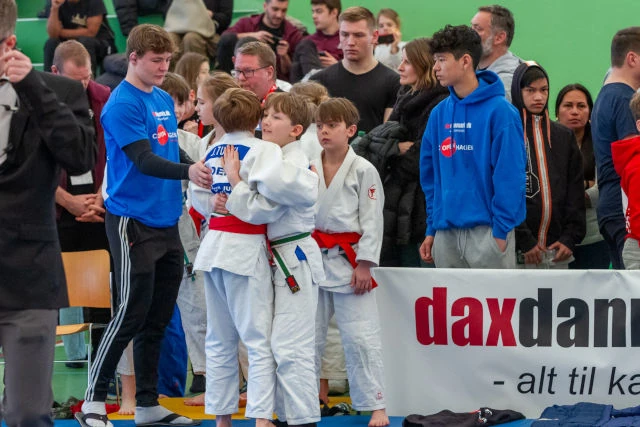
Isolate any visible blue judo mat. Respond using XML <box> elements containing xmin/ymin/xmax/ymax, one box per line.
<box><xmin>47</xmin><ymin>415</ymin><xmax>535</xmax><ymax>427</ymax></box>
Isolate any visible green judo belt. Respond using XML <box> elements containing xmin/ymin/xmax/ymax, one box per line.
<box><xmin>270</xmin><ymin>232</ymin><xmax>311</xmax><ymax>294</ymax></box>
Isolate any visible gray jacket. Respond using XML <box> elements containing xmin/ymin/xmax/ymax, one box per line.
<box><xmin>485</xmin><ymin>50</ymin><xmax>523</xmax><ymax>103</ymax></box>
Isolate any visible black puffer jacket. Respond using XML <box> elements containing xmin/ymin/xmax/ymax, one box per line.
<box><xmin>354</xmin><ymin>85</ymin><xmax>448</xmax><ymax>264</ymax></box>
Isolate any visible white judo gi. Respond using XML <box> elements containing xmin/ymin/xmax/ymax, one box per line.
<box><xmin>312</xmin><ymin>147</ymin><xmax>386</xmax><ymax>411</ymax></box>
<box><xmin>226</xmin><ymin>140</ymin><xmax>325</xmax><ymax>425</ymax></box>
<box><xmin>192</xmin><ymin>132</ymin><xmax>318</xmax><ymax>419</ymax></box>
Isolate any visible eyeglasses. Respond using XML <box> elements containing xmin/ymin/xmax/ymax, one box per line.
<box><xmin>231</xmin><ymin>66</ymin><xmax>270</xmax><ymax>79</ymax></box>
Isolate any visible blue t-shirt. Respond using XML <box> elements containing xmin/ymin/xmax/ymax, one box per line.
<box><xmin>102</xmin><ymin>81</ymin><xmax>182</xmax><ymax>227</ymax></box>
<box><xmin>591</xmin><ymin>83</ymin><xmax>638</xmax><ymax>224</ymax></box>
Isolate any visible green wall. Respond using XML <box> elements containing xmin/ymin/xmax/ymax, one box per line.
<box><xmin>284</xmin><ymin>0</ymin><xmax>640</xmax><ymax>110</ymax></box>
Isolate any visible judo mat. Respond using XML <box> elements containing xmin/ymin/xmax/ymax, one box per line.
<box><xmin>39</xmin><ymin>394</ymin><xmax>536</xmax><ymax>427</ymax></box>
<box><xmin>0</xmin><ymin>394</ymin><xmax>536</xmax><ymax>426</ymax></box>
<box><xmin>45</xmin><ymin>417</ymin><xmax>535</xmax><ymax>427</ymax></box>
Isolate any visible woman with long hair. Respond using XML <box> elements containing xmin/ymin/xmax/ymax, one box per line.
<box><xmin>556</xmin><ymin>83</ymin><xmax>610</xmax><ymax>269</ymax></box>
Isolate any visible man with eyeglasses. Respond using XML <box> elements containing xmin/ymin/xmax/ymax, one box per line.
<box><xmin>232</xmin><ymin>41</ymin><xmax>282</xmax><ymax>138</ymax></box>
<box><xmin>217</xmin><ymin>0</ymin><xmax>303</xmax><ymax>82</ymax></box>
<box><xmin>0</xmin><ymin>0</ymin><xmax>95</xmax><ymax>425</ymax></box>
<box><xmin>470</xmin><ymin>4</ymin><xmax>522</xmax><ymax>102</ymax></box>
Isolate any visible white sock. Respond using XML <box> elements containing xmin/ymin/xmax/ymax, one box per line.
<box><xmin>79</xmin><ymin>401</ymin><xmax>113</xmax><ymax>427</ymax></box>
<box><xmin>135</xmin><ymin>405</ymin><xmax>194</xmax><ymax>425</ymax></box>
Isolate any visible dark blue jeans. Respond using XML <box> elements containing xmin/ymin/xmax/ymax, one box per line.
<box><xmin>599</xmin><ymin>219</ymin><xmax>627</xmax><ymax>269</ymax></box>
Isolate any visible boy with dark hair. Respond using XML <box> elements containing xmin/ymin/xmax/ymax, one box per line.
<box><xmin>223</xmin><ymin>92</ymin><xmax>324</xmax><ymax>427</ymax></box>
<box><xmin>592</xmin><ymin>26</ymin><xmax>640</xmax><ymax>269</ymax></box>
<box><xmin>311</xmin><ymin>97</ymin><xmax>388</xmax><ymax>427</ymax></box>
<box><xmin>612</xmin><ymin>92</ymin><xmax>640</xmax><ymax>269</ymax></box>
<box><xmin>79</xmin><ymin>24</ymin><xmax>210</xmax><ymax>427</ymax></box>
<box><xmin>510</xmin><ymin>62</ymin><xmax>585</xmax><ymax>268</ymax></box>
<box><xmin>419</xmin><ymin>25</ymin><xmax>526</xmax><ymax>268</ymax></box>
<box><xmin>290</xmin><ymin>0</ymin><xmax>342</xmax><ymax>82</ymax></box>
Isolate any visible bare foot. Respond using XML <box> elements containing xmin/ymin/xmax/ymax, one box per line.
<box><xmin>369</xmin><ymin>409</ymin><xmax>390</xmax><ymax>427</ymax></box>
<box><xmin>255</xmin><ymin>418</ymin><xmax>275</xmax><ymax>427</ymax></box>
<box><xmin>216</xmin><ymin>414</ymin><xmax>233</xmax><ymax>427</ymax></box>
<box><xmin>118</xmin><ymin>374</ymin><xmax>136</xmax><ymax>415</ymax></box>
<box><xmin>319</xmin><ymin>379</ymin><xmax>329</xmax><ymax>405</ymax></box>
<box><xmin>239</xmin><ymin>392</ymin><xmax>247</xmax><ymax>408</ymax></box>
<box><xmin>184</xmin><ymin>393</ymin><xmax>205</xmax><ymax>406</ymax></box>
<box><xmin>117</xmin><ymin>397</ymin><xmax>136</xmax><ymax>415</ymax></box>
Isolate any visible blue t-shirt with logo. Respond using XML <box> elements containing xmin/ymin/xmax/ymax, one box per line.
<box><xmin>102</xmin><ymin>80</ymin><xmax>182</xmax><ymax>227</ymax></box>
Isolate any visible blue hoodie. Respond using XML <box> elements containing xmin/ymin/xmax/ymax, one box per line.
<box><xmin>420</xmin><ymin>70</ymin><xmax>526</xmax><ymax>239</ymax></box>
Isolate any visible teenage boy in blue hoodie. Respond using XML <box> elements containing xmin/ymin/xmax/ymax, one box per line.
<box><xmin>419</xmin><ymin>24</ymin><xmax>526</xmax><ymax>268</ymax></box>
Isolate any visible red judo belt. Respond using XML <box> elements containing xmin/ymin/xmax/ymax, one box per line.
<box><xmin>208</xmin><ymin>215</ymin><xmax>267</xmax><ymax>235</ymax></box>
<box><xmin>311</xmin><ymin>230</ymin><xmax>378</xmax><ymax>288</ymax></box>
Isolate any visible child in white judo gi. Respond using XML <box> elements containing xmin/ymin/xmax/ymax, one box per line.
<box><xmin>311</xmin><ymin>98</ymin><xmax>389</xmax><ymax>427</ymax></box>
<box><xmin>192</xmin><ymin>88</ymin><xmax>318</xmax><ymax>427</ymax></box>
<box><xmin>223</xmin><ymin>92</ymin><xmax>325</xmax><ymax>427</ymax></box>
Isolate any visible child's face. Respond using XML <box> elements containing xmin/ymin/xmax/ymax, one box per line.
<box><xmin>197</xmin><ymin>61</ymin><xmax>210</xmax><ymax>88</ymax></box>
<box><xmin>316</xmin><ymin>119</ymin><xmax>356</xmax><ymax>151</ymax></box>
<box><xmin>195</xmin><ymin>86</ymin><xmax>214</xmax><ymax>126</ymax></box>
<box><xmin>261</xmin><ymin>107</ymin><xmax>300</xmax><ymax>147</ymax></box>
<box><xmin>522</xmin><ymin>77</ymin><xmax>549</xmax><ymax>115</ymax></box>
<box><xmin>173</xmin><ymin>98</ymin><xmax>188</xmax><ymax>122</ymax></box>
<box><xmin>433</xmin><ymin>52</ymin><xmax>465</xmax><ymax>88</ymax></box>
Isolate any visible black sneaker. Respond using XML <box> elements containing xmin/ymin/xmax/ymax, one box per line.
<box><xmin>190</xmin><ymin>374</ymin><xmax>206</xmax><ymax>393</ymax></box>
<box><xmin>64</xmin><ymin>361</ymin><xmax>86</xmax><ymax>369</ymax></box>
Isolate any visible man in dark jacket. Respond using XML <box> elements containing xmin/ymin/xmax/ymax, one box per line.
<box><xmin>0</xmin><ymin>0</ymin><xmax>95</xmax><ymax>424</ymax></box>
<box><xmin>511</xmin><ymin>61</ymin><xmax>586</xmax><ymax>268</ymax></box>
<box><xmin>217</xmin><ymin>0</ymin><xmax>304</xmax><ymax>81</ymax></box>
<box><xmin>51</xmin><ymin>39</ymin><xmax>111</xmax><ymax>367</ymax></box>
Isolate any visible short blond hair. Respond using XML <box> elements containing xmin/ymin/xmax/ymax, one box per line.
<box><xmin>339</xmin><ymin>6</ymin><xmax>376</xmax><ymax>32</ymax></box>
<box><xmin>315</xmin><ymin>97</ymin><xmax>359</xmax><ymax>127</ymax></box>
<box><xmin>213</xmin><ymin>88</ymin><xmax>262</xmax><ymax>133</ymax></box>
<box><xmin>264</xmin><ymin>92</ymin><xmax>313</xmax><ymax>138</ymax></box>
<box><xmin>126</xmin><ymin>24</ymin><xmax>175</xmax><ymax>58</ymax></box>
<box><xmin>290</xmin><ymin>81</ymin><xmax>329</xmax><ymax>106</ymax></box>
<box><xmin>53</xmin><ymin>40</ymin><xmax>91</xmax><ymax>72</ymax></box>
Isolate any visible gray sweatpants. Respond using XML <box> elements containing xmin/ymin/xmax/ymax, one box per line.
<box><xmin>623</xmin><ymin>237</ymin><xmax>640</xmax><ymax>269</ymax></box>
<box><xmin>433</xmin><ymin>225</ymin><xmax>515</xmax><ymax>269</ymax></box>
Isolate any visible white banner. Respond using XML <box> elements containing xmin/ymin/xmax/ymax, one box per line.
<box><xmin>371</xmin><ymin>268</ymin><xmax>640</xmax><ymax>418</ymax></box>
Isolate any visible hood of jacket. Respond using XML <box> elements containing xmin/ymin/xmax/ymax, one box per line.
<box><xmin>448</xmin><ymin>69</ymin><xmax>505</xmax><ymax>105</ymax></box>
<box><xmin>510</xmin><ymin>61</ymin><xmax>550</xmax><ymax>113</ymax></box>
<box><xmin>613</xmin><ymin>135</ymin><xmax>640</xmax><ymax>177</ymax></box>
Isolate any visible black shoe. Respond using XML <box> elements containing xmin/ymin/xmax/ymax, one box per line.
<box><xmin>190</xmin><ymin>374</ymin><xmax>206</xmax><ymax>393</ymax></box>
<box><xmin>64</xmin><ymin>361</ymin><xmax>86</xmax><ymax>369</ymax></box>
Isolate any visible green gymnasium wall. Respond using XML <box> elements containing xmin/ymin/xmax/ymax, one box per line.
<box><xmin>286</xmin><ymin>0</ymin><xmax>640</xmax><ymax>110</ymax></box>
<box><xmin>15</xmin><ymin>0</ymin><xmax>640</xmax><ymax>108</ymax></box>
